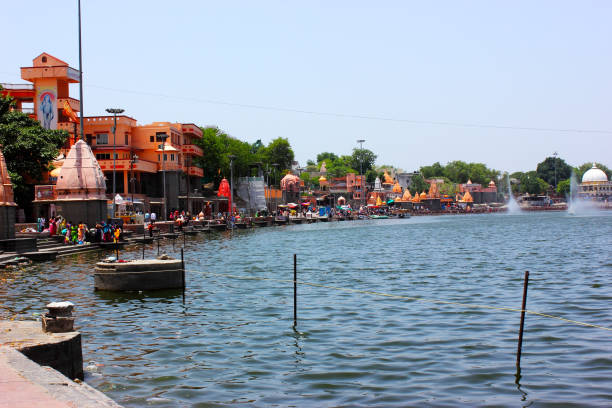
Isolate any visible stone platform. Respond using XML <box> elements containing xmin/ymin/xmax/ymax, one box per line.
<box><xmin>0</xmin><ymin>346</ymin><xmax>121</xmax><ymax>408</ymax></box>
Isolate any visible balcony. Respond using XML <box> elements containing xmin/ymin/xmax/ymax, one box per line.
<box><xmin>58</xmin><ymin>97</ymin><xmax>80</xmax><ymax>112</ymax></box>
<box><xmin>181</xmin><ymin>124</ymin><xmax>202</xmax><ymax>138</ymax></box>
<box><xmin>97</xmin><ymin>159</ymin><xmax>158</xmax><ymax>173</ymax></box>
<box><xmin>181</xmin><ymin>144</ymin><xmax>203</xmax><ymax>156</ymax></box>
<box><xmin>185</xmin><ymin>166</ymin><xmax>203</xmax><ymax>177</ymax></box>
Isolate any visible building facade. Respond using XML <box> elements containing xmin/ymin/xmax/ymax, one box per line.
<box><xmin>3</xmin><ymin>53</ymin><xmax>205</xmax><ymax>218</ymax></box>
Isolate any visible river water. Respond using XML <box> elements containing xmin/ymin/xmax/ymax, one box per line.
<box><xmin>1</xmin><ymin>212</ymin><xmax>611</xmax><ymax>407</ymax></box>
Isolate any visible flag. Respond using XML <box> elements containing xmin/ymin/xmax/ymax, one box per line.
<box><xmin>63</xmin><ymin>100</ymin><xmax>78</xmax><ymax>123</ymax></box>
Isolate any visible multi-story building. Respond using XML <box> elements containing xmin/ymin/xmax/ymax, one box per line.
<box><xmin>2</xmin><ymin>53</ymin><xmax>205</xmax><ymax>218</ymax></box>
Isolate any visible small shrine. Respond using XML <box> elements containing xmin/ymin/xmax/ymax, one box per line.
<box><xmin>280</xmin><ymin>172</ymin><xmax>301</xmax><ymax>203</ymax></box>
<box><xmin>35</xmin><ymin>140</ymin><xmax>107</xmax><ymax>225</ymax></box>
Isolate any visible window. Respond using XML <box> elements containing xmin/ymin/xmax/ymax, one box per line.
<box><xmin>171</xmin><ymin>154</ymin><xmax>175</xmax><ymax>161</ymax></box>
<box><xmin>124</xmin><ymin>133</ymin><xmax>129</xmax><ymax>145</ymax></box>
<box><xmin>95</xmin><ymin>153</ymin><xmax>111</xmax><ymax>160</ymax></box>
<box><xmin>96</xmin><ymin>133</ymin><xmax>108</xmax><ymax>145</ymax></box>
<box><xmin>86</xmin><ymin>134</ymin><xmax>92</xmax><ymax>145</ymax></box>
<box><xmin>155</xmin><ymin>132</ymin><xmax>167</xmax><ymax>142</ymax></box>
<box><xmin>164</xmin><ymin>154</ymin><xmax>167</xmax><ymax>161</ymax></box>
<box><xmin>150</xmin><ymin>136</ymin><xmax>154</xmax><ymax>142</ymax></box>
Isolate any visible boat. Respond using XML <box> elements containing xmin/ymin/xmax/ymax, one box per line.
<box><xmin>370</xmin><ymin>215</ymin><xmax>389</xmax><ymax>219</ymax></box>
<box><xmin>289</xmin><ymin>217</ymin><xmax>303</xmax><ymax>224</ymax></box>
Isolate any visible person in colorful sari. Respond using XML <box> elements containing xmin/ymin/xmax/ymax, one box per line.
<box><xmin>64</xmin><ymin>222</ymin><xmax>71</xmax><ymax>244</ymax></box>
<box><xmin>69</xmin><ymin>223</ymin><xmax>78</xmax><ymax>244</ymax></box>
<box><xmin>77</xmin><ymin>222</ymin><xmax>87</xmax><ymax>244</ymax></box>
<box><xmin>113</xmin><ymin>226</ymin><xmax>122</xmax><ymax>243</ymax></box>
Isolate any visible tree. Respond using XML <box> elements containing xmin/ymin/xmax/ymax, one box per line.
<box><xmin>316</xmin><ymin>152</ymin><xmax>338</xmax><ymax>164</ymax></box>
<box><xmin>536</xmin><ymin>156</ymin><xmax>572</xmax><ymax>187</ymax></box>
<box><xmin>365</xmin><ymin>169</ymin><xmax>377</xmax><ymax>183</ymax></box>
<box><xmin>409</xmin><ymin>174</ymin><xmax>429</xmax><ymax>195</ymax></box>
<box><xmin>300</xmin><ymin>172</ymin><xmax>312</xmax><ymax>189</ymax></box>
<box><xmin>519</xmin><ymin>171</ymin><xmax>548</xmax><ymax>195</ymax></box>
<box><xmin>0</xmin><ymin>90</ymin><xmax>68</xmax><ymax>211</ymax></box>
<box><xmin>326</xmin><ymin>155</ymin><xmax>356</xmax><ymax>178</ymax></box>
<box><xmin>556</xmin><ymin>179</ymin><xmax>571</xmax><ymax>195</ymax></box>
<box><xmin>420</xmin><ymin>162</ymin><xmax>445</xmax><ymax>179</ymax></box>
<box><xmin>350</xmin><ymin>148</ymin><xmax>377</xmax><ymax>174</ymax></box>
<box><xmin>262</xmin><ymin>137</ymin><xmax>294</xmax><ymax>172</ymax></box>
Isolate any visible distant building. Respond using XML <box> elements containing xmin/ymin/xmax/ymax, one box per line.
<box><xmin>578</xmin><ymin>164</ymin><xmax>611</xmax><ymax>199</ymax></box>
<box><xmin>458</xmin><ymin>179</ymin><xmax>499</xmax><ymax>204</ymax></box>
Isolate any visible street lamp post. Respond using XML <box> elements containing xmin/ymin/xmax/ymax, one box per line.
<box><xmin>271</xmin><ymin>163</ymin><xmax>279</xmax><ymax>213</ymax></box>
<box><xmin>130</xmin><ymin>153</ymin><xmax>138</xmax><ymax>210</ymax></box>
<box><xmin>157</xmin><ymin>132</ymin><xmax>169</xmax><ymax>220</ymax></box>
<box><xmin>228</xmin><ymin>155</ymin><xmax>236</xmax><ymax>216</ymax></box>
<box><xmin>357</xmin><ymin>139</ymin><xmax>365</xmax><ymax>209</ymax></box>
<box><xmin>553</xmin><ymin>151</ymin><xmax>559</xmax><ymax>190</ymax></box>
<box><xmin>106</xmin><ymin>108</ymin><xmax>124</xmax><ymax>218</ymax></box>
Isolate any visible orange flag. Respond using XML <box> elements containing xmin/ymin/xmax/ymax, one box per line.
<box><xmin>63</xmin><ymin>100</ymin><xmax>78</xmax><ymax>123</ymax></box>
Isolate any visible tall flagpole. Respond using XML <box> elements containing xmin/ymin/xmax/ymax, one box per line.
<box><xmin>78</xmin><ymin>0</ymin><xmax>84</xmax><ymax>141</ymax></box>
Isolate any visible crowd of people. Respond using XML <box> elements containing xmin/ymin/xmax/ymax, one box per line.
<box><xmin>37</xmin><ymin>216</ymin><xmax>123</xmax><ymax>245</ymax></box>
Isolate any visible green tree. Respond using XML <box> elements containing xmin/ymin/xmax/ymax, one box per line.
<box><xmin>519</xmin><ymin>171</ymin><xmax>548</xmax><ymax>195</ymax></box>
<box><xmin>444</xmin><ymin>161</ymin><xmax>470</xmax><ymax>183</ymax></box>
<box><xmin>536</xmin><ymin>156</ymin><xmax>572</xmax><ymax>187</ymax></box>
<box><xmin>326</xmin><ymin>155</ymin><xmax>356</xmax><ymax>178</ymax></box>
<box><xmin>262</xmin><ymin>137</ymin><xmax>294</xmax><ymax>172</ymax></box>
<box><xmin>365</xmin><ymin>169</ymin><xmax>377</xmax><ymax>183</ymax></box>
<box><xmin>350</xmin><ymin>148</ymin><xmax>377</xmax><ymax>174</ymax></box>
<box><xmin>316</xmin><ymin>152</ymin><xmax>338</xmax><ymax>164</ymax></box>
<box><xmin>300</xmin><ymin>172</ymin><xmax>312</xmax><ymax>189</ymax></box>
<box><xmin>556</xmin><ymin>179</ymin><xmax>571</xmax><ymax>195</ymax></box>
<box><xmin>0</xmin><ymin>90</ymin><xmax>68</xmax><ymax>212</ymax></box>
<box><xmin>420</xmin><ymin>162</ymin><xmax>445</xmax><ymax>179</ymax></box>
<box><xmin>409</xmin><ymin>174</ymin><xmax>429</xmax><ymax>195</ymax></box>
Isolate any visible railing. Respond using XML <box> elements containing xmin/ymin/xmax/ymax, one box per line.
<box><xmin>0</xmin><ymin>83</ymin><xmax>34</xmax><ymax>90</ymax></box>
<box><xmin>185</xmin><ymin>166</ymin><xmax>204</xmax><ymax>177</ymax></box>
<box><xmin>181</xmin><ymin>144</ymin><xmax>203</xmax><ymax>156</ymax></box>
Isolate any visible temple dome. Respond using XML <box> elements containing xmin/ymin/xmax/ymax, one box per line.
<box><xmin>582</xmin><ymin>164</ymin><xmax>608</xmax><ymax>183</ymax></box>
<box><xmin>0</xmin><ymin>148</ymin><xmax>16</xmax><ymax>206</ymax></box>
<box><xmin>392</xmin><ymin>182</ymin><xmax>402</xmax><ymax>193</ymax></box>
<box><xmin>55</xmin><ymin>140</ymin><xmax>107</xmax><ymax>199</ymax></box>
<box><xmin>281</xmin><ymin>173</ymin><xmax>300</xmax><ymax>192</ymax></box>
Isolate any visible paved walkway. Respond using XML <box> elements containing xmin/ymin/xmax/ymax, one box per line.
<box><xmin>0</xmin><ymin>347</ymin><xmax>121</xmax><ymax>408</ymax></box>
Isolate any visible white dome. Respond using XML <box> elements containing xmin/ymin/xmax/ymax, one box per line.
<box><xmin>582</xmin><ymin>164</ymin><xmax>608</xmax><ymax>183</ymax></box>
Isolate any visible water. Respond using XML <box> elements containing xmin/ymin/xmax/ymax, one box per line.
<box><xmin>1</xmin><ymin>213</ymin><xmax>612</xmax><ymax>407</ymax></box>
<box><xmin>568</xmin><ymin>170</ymin><xmax>600</xmax><ymax>215</ymax></box>
<box><xmin>506</xmin><ymin>173</ymin><xmax>521</xmax><ymax>214</ymax></box>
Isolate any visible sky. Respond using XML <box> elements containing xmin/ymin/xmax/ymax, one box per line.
<box><xmin>2</xmin><ymin>1</ymin><xmax>611</xmax><ymax>174</ymax></box>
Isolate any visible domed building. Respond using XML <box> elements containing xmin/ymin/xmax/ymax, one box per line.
<box><xmin>34</xmin><ymin>140</ymin><xmax>108</xmax><ymax>225</ymax></box>
<box><xmin>280</xmin><ymin>172</ymin><xmax>301</xmax><ymax>203</ymax></box>
<box><xmin>579</xmin><ymin>164</ymin><xmax>612</xmax><ymax>199</ymax></box>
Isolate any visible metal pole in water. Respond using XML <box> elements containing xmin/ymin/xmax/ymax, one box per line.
<box><xmin>293</xmin><ymin>253</ymin><xmax>297</xmax><ymax>327</ymax></box>
<box><xmin>142</xmin><ymin>226</ymin><xmax>145</xmax><ymax>259</ymax></box>
<box><xmin>181</xmin><ymin>248</ymin><xmax>185</xmax><ymax>289</ymax></box>
<box><xmin>516</xmin><ymin>270</ymin><xmax>529</xmax><ymax>368</ymax></box>
<box><xmin>157</xmin><ymin>236</ymin><xmax>160</xmax><ymax>255</ymax></box>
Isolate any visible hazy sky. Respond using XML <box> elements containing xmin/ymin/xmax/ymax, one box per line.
<box><xmin>2</xmin><ymin>1</ymin><xmax>611</xmax><ymax>173</ymax></box>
